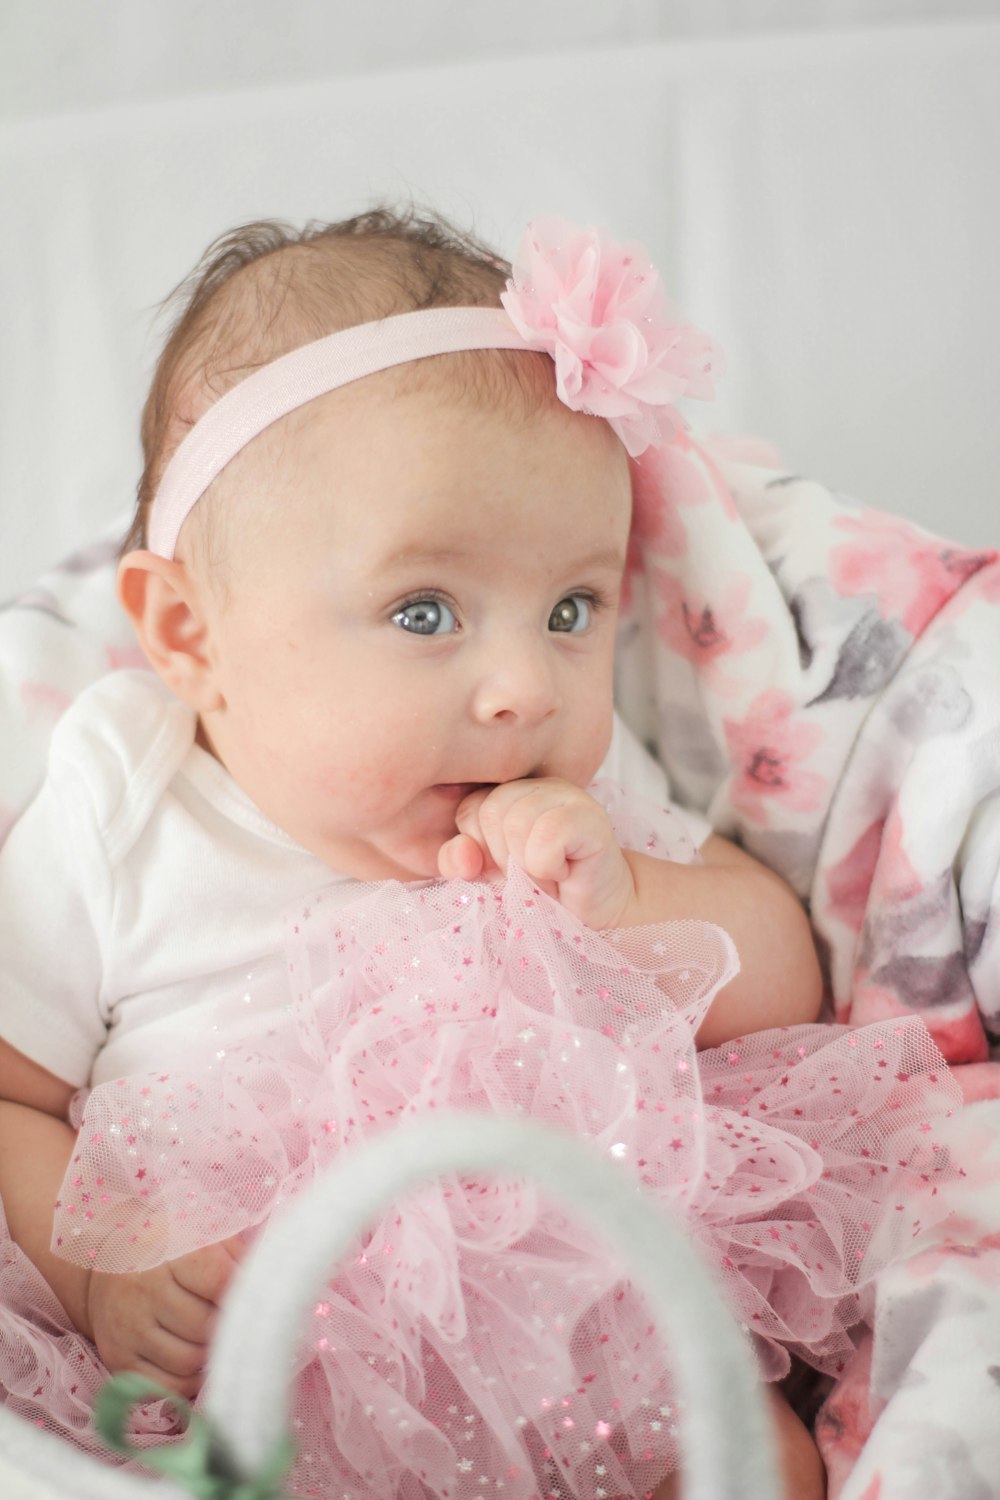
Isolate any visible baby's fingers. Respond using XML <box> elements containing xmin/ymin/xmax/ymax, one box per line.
<box><xmin>128</xmin><ymin>1349</ymin><xmax>206</xmax><ymax>1403</ymax></box>
<box><xmin>452</xmin><ymin>787</ymin><xmax>508</xmax><ymax>877</ymax></box>
<box><xmin>457</xmin><ymin>781</ymin><xmax>543</xmax><ymax>875</ymax></box>
<box><xmin>171</xmin><ymin>1236</ymin><xmax>245</xmax><ymax>1305</ymax></box>
<box><xmin>494</xmin><ymin>785</ymin><xmax>608</xmax><ymax>884</ymax></box>
<box><xmin>142</xmin><ymin>1325</ymin><xmax>208</xmax><ymax>1382</ymax></box>
<box><xmin>156</xmin><ymin>1280</ymin><xmax>220</xmax><ymax>1346</ymax></box>
<box><xmin>438</xmin><ymin>832</ymin><xmax>485</xmax><ymax>881</ymax></box>
<box><xmin>520</xmin><ymin>806</ymin><xmax>580</xmax><ymax>884</ymax></box>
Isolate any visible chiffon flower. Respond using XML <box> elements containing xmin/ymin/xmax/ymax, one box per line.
<box><xmin>501</xmin><ymin>218</ymin><xmax>723</xmax><ymax>456</ymax></box>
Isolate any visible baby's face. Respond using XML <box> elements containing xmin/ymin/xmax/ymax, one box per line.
<box><xmin>194</xmin><ymin>380</ymin><xmax>632</xmax><ymax>880</ymax></box>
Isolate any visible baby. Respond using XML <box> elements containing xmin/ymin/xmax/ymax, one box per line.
<box><xmin>0</xmin><ymin>208</ymin><xmax>958</xmax><ymax>1500</ymax></box>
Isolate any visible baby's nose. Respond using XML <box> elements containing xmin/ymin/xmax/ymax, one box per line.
<box><xmin>470</xmin><ymin>640</ymin><xmax>560</xmax><ymax>727</ymax></box>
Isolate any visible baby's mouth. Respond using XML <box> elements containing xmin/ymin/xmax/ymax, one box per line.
<box><xmin>431</xmin><ymin>768</ymin><xmax>542</xmax><ymax>800</ymax></box>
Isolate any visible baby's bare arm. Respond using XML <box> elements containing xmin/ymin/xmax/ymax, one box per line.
<box><xmin>0</xmin><ymin>1037</ymin><xmax>94</xmax><ymax>1335</ymax></box>
<box><xmin>622</xmin><ymin>835</ymin><xmax>823</xmax><ymax>1046</ymax></box>
<box><xmin>0</xmin><ymin>1036</ymin><xmax>242</xmax><ymax>1396</ymax></box>
<box><xmin>653</xmin><ymin>1387</ymin><xmax>826</xmax><ymax>1500</ymax></box>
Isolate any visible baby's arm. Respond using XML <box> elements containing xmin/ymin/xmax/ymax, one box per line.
<box><xmin>439</xmin><ymin>779</ymin><xmax>822</xmax><ymax>1045</ymax></box>
<box><xmin>0</xmin><ymin>1039</ymin><xmax>93</xmax><ymax>1334</ymax></box>
<box><xmin>623</xmin><ymin>834</ymin><xmax>823</xmax><ymax>1046</ymax></box>
<box><xmin>0</xmin><ymin>1037</ymin><xmax>242</xmax><ymax>1398</ymax></box>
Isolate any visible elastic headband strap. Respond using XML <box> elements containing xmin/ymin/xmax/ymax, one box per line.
<box><xmin>148</xmin><ymin>306</ymin><xmax>542</xmax><ymax>559</ymax></box>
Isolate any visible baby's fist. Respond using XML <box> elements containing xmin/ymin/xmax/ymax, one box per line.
<box><xmin>438</xmin><ymin>778</ymin><xmax>634</xmax><ymax>930</ymax></box>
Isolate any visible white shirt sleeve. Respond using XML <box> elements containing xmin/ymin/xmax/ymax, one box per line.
<box><xmin>600</xmin><ymin>712</ymin><xmax>713</xmax><ymax>849</ymax></box>
<box><xmin>0</xmin><ymin>671</ymin><xmax>192</xmax><ymax>1087</ymax></box>
<box><xmin>0</xmin><ymin>764</ymin><xmax>111</xmax><ymax>1085</ymax></box>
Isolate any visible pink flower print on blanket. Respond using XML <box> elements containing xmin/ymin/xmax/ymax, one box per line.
<box><xmin>830</xmin><ymin>510</ymin><xmax>995</xmax><ymax>638</ymax></box>
<box><xmin>724</xmin><ymin>689</ymin><xmax>826</xmax><ymax>825</ymax></box>
<box><xmin>630</xmin><ymin>434</ymin><xmax>739</xmax><ymax>550</ymax></box>
<box><xmin>628</xmin><ymin>455</ymin><xmax>692</xmax><ymax>562</ymax></box>
<box><xmin>824</xmin><ymin>819</ymin><xmax>888</xmax><ymax>936</ymax></box>
<box><xmin>826</xmin><ymin>807</ymin><xmax>992</xmax><ymax>1063</ymax></box>
<box><xmin>653</xmin><ymin>571</ymin><xmax>768</xmax><ymax>695</ymax></box>
<box><xmin>623</xmin><ymin>436</ymin><xmax>741</xmax><ymax>610</ymax></box>
<box><xmin>620</xmin><ymin>453</ymin><xmax>687</xmax><ymax>614</ymax></box>
<box><xmin>824</xmin><ymin>809</ymin><xmax>926</xmax><ymax>941</ymax></box>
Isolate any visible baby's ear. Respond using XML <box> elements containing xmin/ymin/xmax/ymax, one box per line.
<box><xmin>117</xmin><ymin>551</ymin><xmax>223</xmax><ymax>712</ymax></box>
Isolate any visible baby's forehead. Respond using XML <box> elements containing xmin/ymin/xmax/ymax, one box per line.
<box><xmin>195</xmin><ymin>376</ymin><xmax>630</xmax><ymax>591</ymax></box>
<box><xmin>279</xmin><ymin>381</ymin><xmax>626</xmax><ymax>517</ymax></box>
<box><xmin>235</xmin><ymin>345</ymin><xmax>567</xmax><ymax>482</ymax></box>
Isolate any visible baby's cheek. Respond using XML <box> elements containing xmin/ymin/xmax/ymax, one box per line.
<box><xmin>316</xmin><ymin>747</ymin><xmax>408</xmax><ymax>807</ymax></box>
<box><xmin>567</xmin><ymin>711</ymin><xmax>616</xmax><ymax>786</ymax></box>
<box><xmin>318</xmin><ymin>761</ymin><xmax>385</xmax><ymax>801</ymax></box>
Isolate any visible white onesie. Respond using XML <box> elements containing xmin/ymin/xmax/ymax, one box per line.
<box><xmin>0</xmin><ymin>670</ymin><xmax>708</xmax><ymax>1089</ymax></box>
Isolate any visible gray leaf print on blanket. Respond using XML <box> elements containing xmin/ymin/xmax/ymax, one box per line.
<box><xmin>964</xmin><ymin>917</ymin><xmax>989</xmax><ymax>969</ymax></box>
<box><xmin>874</xmin><ymin>1283</ymin><xmax>949</xmax><ymax>1391</ymax></box>
<box><xmin>788</xmin><ymin>595</ymin><xmax>813</xmax><ymax>671</ymax></box>
<box><xmin>859</xmin><ymin>870</ymin><xmax>957</xmax><ymax>960</ymax></box>
<box><xmin>808</xmin><ymin>610</ymin><xmax>911</xmax><ymax>705</ymax></box>
<box><xmin>871</xmin><ymin>952</ymin><xmax>974</xmax><ymax>1012</ymax></box>
<box><xmin>887</xmin><ymin>661</ymin><xmax>973</xmax><ymax>740</ymax></box>
<box><xmin>887</xmin><ymin>1419</ymin><xmax>994</xmax><ymax>1500</ymax></box>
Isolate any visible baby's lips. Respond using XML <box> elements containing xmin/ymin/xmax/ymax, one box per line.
<box><xmin>455</xmin><ymin>782</ymin><xmax>494</xmax><ymax>809</ymax></box>
<box><xmin>450</xmin><ymin>768</ymin><xmax>544</xmax><ymax>805</ymax></box>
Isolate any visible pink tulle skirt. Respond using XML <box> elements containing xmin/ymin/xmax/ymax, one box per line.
<box><xmin>0</xmin><ymin>793</ymin><xmax>964</xmax><ymax>1499</ymax></box>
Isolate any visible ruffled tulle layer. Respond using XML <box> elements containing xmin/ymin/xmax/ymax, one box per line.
<box><xmin>2</xmin><ymin>796</ymin><xmax>964</xmax><ymax>1499</ymax></box>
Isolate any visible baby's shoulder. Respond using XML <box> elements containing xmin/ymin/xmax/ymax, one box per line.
<box><xmin>48</xmin><ymin>670</ymin><xmax>196</xmax><ymax>843</ymax></box>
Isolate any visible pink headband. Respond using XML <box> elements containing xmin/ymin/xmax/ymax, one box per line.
<box><xmin>148</xmin><ymin>219</ymin><xmax>722</xmax><ymax>559</ymax></box>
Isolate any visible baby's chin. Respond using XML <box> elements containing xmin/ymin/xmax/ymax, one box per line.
<box><xmin>324</xmin><ymin>829</ymin><xmax>453</xmax><ymax>885</ymax></box>
<box><xmin>393</xmin><ymin>842</ymin><xmax>450</xmax><ymax>883</ymax></box>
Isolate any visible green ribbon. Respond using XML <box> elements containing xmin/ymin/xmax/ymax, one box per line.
<box><xmin>93</xmin><ymin>1373</ymin><xmax>296</xmax><ymax>1500</ymax></box>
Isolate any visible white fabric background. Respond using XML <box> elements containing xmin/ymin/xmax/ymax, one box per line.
<box><xmin>1</xmin><ymin>4</ymin><xmax>998</xmax><ymax>598</ymax></box>
<box><xmin>5</xmin><ymin>1</ymin><xmax>999</xmax><ymax>118</ymax></box>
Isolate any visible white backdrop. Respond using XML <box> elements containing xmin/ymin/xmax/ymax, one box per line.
<box><xmin>1</xmin><ymin>2</ymin><xmax>998</xmax><ymax>598</ymax></box>
<box><xmin>5</xmin><ymin>1</ymin><xmax>999</xmax><ymax>118</ymax></box>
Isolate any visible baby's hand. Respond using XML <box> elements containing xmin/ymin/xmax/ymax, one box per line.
<box><xmin>438</xmin><ymin>778</ymin><xmax>634</xmax><ymax>930</ymax></box>
<box><xmin>86</xmin><ymin>1235</ymin><xmax>245</xmax><ymax>1399</ymax></box>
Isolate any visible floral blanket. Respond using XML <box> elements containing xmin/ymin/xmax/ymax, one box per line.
<box><xmin>614</xmin><ymin>433</ymin><xmax>1000</xmax><ymax>1496</ymax></box>
<box><xmin>4</xmin><ymin>441</ymin><xmax>1000</xmax><ymax>1496</ymax></box>
<box><xmin>618</xmin><ymin>433</ymin><xmax>1000</xmax><ymax>1078</ymax></box>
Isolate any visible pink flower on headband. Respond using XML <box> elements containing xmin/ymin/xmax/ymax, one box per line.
<box><xmin>501</xmin><ymin>219</ymin><xmax>722</xmax><ymax>456</ymax></box>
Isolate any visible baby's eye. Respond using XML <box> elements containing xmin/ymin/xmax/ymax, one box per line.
<box><xmin>392</xmin><ymin>598</ymin><xmax>458</xmax><ymax>635</ymax></box>
<box><xmin>548</xmin><ymin>594</ymin><xmax>592</xmax><ymax>633</ymax></box>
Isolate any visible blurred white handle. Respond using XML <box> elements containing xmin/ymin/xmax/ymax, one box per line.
<box><xmin>205</xmin><ymin>1113</ymin><xmax>780</xmax><ymax>1500</ymax></box>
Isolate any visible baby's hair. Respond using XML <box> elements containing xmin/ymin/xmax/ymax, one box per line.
<box><xmin>126</xmin><ymin>206</ymin><xmax>557</xmax><ymax>554</ymax></box>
